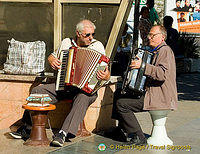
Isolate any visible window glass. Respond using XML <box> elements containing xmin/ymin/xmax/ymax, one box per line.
<box><xmin>0</xmin><ymin>2</ymin><xmax>53</xmax><ymax>72</ymax></box>
<box><xmin>63</xmin><ymin>4</ymin><xmax>119</xmax><ymax>47</ymax></box>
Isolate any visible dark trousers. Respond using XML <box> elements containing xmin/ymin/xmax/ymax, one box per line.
<box><xmin>22</xmin><ymin>83</ymin><xmax>97</xmax><ymax>136</ymax></box>
<box><xmin>112</xmin><ymin>88</ymin><xmax>145</xmax><ymax>134</ymax></box>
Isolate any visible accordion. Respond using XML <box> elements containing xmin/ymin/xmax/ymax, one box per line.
<box><xmin>122</xmin><ymin>48</ymin><xmax>153</xmax><ymax>94</ymax></box>
<box><xmin>56</xmin><ymin>47</ymin><xmax>110</xmax><ymax>94</ymax></box>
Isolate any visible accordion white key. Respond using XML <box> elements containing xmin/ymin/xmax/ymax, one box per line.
<box><xmin>56</xmin><ymin>47</ymin><xmax>110</xmax><ymax>94</ymax></box>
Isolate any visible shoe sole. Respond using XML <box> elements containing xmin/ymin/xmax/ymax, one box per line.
<box><xmin>9</xmin><ymin>132</ymin><xmax>22</xmax><ymax>139</ymax></box>
<box><xmin>51</xmin><ymin>140</ymin><xmax>63</xmax><ymax>147</ymax></box>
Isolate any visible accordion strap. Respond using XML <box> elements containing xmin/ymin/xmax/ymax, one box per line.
<box><xmin>70</xmin><ymin>38</ymin><xmax>77</xmax><ymax>47</ymax></box>
<box><xmin>151</xmin><ymin>44</ymin><xmax>167</xmax><ymax>65</ymax></box>
<box><xmin>90</xmin><ymin>40</ymin><xmax>98</xmax><ymax>45</ymax></box>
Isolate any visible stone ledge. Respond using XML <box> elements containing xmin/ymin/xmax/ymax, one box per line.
<box><xmin>0</xmin><ymin>71</ymin><xmax>54</xmax><ymax>82</ymax></box>
<box><xmin>0</xmin><ymin>74</ymin><xmax>36</xmax><ymax>82</ymax></box>
<box><xmin>0</xmin><ymin>70</ymin><xmax>121</xmax><ymax>85</ymax></box>
<box><xmin>0</xmin><ymin>75</ymin><xmax>120</xmax><ymax>131</ymax></box>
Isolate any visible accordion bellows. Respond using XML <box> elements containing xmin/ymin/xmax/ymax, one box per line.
<box><xmin>56</xmin><ymin>47</ymin><xmax>110</xmax><ymax>94</ymax></box>
<box><xmin>122</xmin><ymin>48</ymin><xmax>152</xmax><ymax>94</ymax></box>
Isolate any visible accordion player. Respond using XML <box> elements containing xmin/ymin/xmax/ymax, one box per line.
<box><xmin>122</xmin><ymin>48</ymin><xmax>153</xmax><ymax>94</ymax></box>
<box><xmin>56</xmin><ymin>47</ymin><xmax>110</xmax><ymax>95</ymax></box>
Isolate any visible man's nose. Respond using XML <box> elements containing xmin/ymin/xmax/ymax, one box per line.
<box><xmin>89</xmin><ymin>34</ymin><xmax>93</xmax><ymax>39</ymax></box>
<box><xmin>88</xmin><ymin>35</ymin><xmax>93</xmax><ymax>41</ymax></box>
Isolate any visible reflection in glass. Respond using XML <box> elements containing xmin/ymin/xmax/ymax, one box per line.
<box><xmin>63</xmin><ymin>4</ymin><xmax>119</xmax><ymax>47</ymax></box>
<box><xmin>0</xmin><ymin>2</ymin><xmax>53</xmax><ymax>71</ymax></box>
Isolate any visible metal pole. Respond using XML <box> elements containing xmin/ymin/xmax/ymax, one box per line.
<box><xmin>121</xmin><ymin>0</ymin><xmax>140</xmax><ymax>94</ymax></box>
<box><xmin>132</xmin><ymin>0</ymin><xmax>140</xmax><ymax>52</ymax></box>
<box><xmin>164</xmin><ymin>0</ymin><xmax>167</xmax><ymax>16</ymax></box>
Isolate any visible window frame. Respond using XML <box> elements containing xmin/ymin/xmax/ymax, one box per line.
<box><xmin>0</xmin><ymin>0</ymin><xmax>132</xmax><ymax>60</ymax></box>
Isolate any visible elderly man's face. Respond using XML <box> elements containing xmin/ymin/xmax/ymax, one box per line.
<box><xmin>148</xmin><ymin>26</ymin><xmax>165</xmax><ymax>48</ymax></box>
<box><xmin>77</xmin><ymin>24</ymin><xmax>95</xmax><ymax>46</ymax></box>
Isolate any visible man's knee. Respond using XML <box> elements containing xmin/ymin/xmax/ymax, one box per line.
<box><xmin>31</xmin><ymin>85</ymin><xmax>45</xmax><ymax>94</ymax></box>
<box><xmin>75</xmin><ymin>93</ymin><xmax>97</xmax><ymax>106</ymax></box>
<box><xmin>116</xmin><ymin>99</ymin><xmax>128</xmax><ymax>112</ymax></box>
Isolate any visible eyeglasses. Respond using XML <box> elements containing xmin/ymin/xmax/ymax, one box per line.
<box><xmin>81</xmin><ymin>33</ymin><xmax>95</xmax><ymax>38</ymax></box>
<box><xmin>147</xmin><ymin>33</ymin><xmax>162</xmax><ymax>39</ymax></box>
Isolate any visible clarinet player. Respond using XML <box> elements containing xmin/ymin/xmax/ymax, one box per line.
<box><xmin>111</xmin><ymin>25</ymin><xmax>178</xmax><ymax>145</ymax></box>
<box><xmin>9</xmin><ymin>19</ymin><xmax>110</xmax><ymax>147</ymax></box>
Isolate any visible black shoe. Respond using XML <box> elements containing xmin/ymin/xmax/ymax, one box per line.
<box><xmin>51</xmin><ymin>132</ymin><xmax>69</xmax><ymax>147</ymax></box>
<box><xmin>126</xmin><ymin>134</ymin><xmax>147</xmax><ymax>145</ymax></box>
<box><xmin>104</xmin><ymin>127</ymin><xmax>127</xmax><ymax>142</ymax></box>
<box><xmin>9</xmin><ymin>125</ymin><xmax>31</xmax><ymax>140</ymax></box>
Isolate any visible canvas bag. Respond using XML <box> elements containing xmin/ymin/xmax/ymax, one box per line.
<box><xmin>3</xmin><ymin>38</ymin><xmax>46</xmax><ymax>75</ymax></box>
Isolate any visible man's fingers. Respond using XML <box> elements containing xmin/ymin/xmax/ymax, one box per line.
<box><xmin>97</xmin><ymin>70</ymin><xmax>106</xmax><ymax>80</ymax></box>
<box><xmin>130</xmin><ymin>58</ymin><xmax>141</xmax><ymax>69</ymax></box>
<box><xmin>97</xmin><ymin>70</ymin><xmax>104</xmax><ymax>78</ymax></box>
<box><xmin>51</xmin><ymin>59</ymin><xmax>61</xmax><ymax>70</ymax></box>
<box><xmin>135</xmin><ymin>55</ymin><xmax>141</xmax><ymax>60</ymax></box>
<box><xmin>55</xmin><ymin>61</ymin><xmax>61</xmax><ymax>67</ymax></box>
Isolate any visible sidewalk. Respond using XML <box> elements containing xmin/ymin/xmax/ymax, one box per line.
<box><xmin>1</xmin><ymin>73</ymin><xmax>200</xmax><ymax>154</ymax></box>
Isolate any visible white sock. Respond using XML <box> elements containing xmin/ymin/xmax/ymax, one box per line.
<box><xmin>59</xmin><ymin>130</ymin><xmax>67</xmax><ymax>137</ymax></box>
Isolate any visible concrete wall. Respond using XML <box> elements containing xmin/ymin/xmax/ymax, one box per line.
<box><xmin>0</xmin><ymin>76</ymin><xmax>118</xmax><ymax>132</ymax></box>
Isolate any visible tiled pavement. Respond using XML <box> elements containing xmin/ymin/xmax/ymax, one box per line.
<box><xmin>1</xmin><ymin>73</ymin><xmax>200</xmax><ymax>154</ymax></box>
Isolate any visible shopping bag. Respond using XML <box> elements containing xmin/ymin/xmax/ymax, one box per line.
<box><xmin>3</xmin><ymin>38</ymin><xmax>46</xmax><ymax>75</ymax></box>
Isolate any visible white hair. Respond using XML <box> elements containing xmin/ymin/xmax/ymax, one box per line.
<box><xmin>76</xmin><ymin>20</ymin><xmax>96</xmax><ymax>33</ymax></box>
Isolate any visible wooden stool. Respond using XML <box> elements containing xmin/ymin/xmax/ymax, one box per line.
<box><xmin>22</xmin><ymin>104</ymin><xmax>56</xmax><ymax>146</ymax></box>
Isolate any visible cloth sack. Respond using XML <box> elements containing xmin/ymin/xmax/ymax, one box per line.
<box><xmin>3</xmin><ymin>38</ymin><xmax>46</xmax><ymax>75</ymax></box>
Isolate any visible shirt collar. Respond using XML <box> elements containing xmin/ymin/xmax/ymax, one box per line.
<box><xmin>73</xmin><ymin>37</ymin><xmax>96</xmax><ymax>47</ymax></box>
<box><xmin>151</xmin><ymin>41</ymin><xmax>166</xmax><ymax>53</ymax></box>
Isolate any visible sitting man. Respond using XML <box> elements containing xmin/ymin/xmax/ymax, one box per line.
<box><xmin>112</xmin><ymin>25</ymin><xmax>178</xmax><ymax>145</ymax></box>
<box><xmin>9</xmin><ymin>19</ymin><xmax>110</xmax><ymax>147</ymax></box>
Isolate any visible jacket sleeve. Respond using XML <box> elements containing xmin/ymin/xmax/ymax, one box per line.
<box><xmin>144</xmin><ymin>46</ymin><xmax>172</xmax><ymax>82</ymax></box>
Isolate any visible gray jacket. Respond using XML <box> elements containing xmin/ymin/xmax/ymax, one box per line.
<box><xmin>144</xmin><ymin>42</ymin><xmax>178</xmax><ymax>110</ymax></box>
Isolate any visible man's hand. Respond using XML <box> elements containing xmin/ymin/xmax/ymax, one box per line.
<box><xmin>96</xmin><ymin>66</ymin><xmax>110</xmax><ymax>81</ymax></box>
<box><xmin>130</xmin><ymin>56</ymin><xmax>142</xmax><ymax>69</ymax></box>
<box><xmin>48</xmin><ymin>54</ymin><xmax>61</xmax><ymax>70</ymax></box>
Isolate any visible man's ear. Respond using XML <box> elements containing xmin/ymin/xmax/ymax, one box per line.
<box><xmin>162</xmin><ymin>35</ymin><xmax>165</xmax><ymax>41</ymax></box>
<box><xmin>76</xmin><ymin>31</ymin><xmax>81</xmax><ymax>37</ymax></box>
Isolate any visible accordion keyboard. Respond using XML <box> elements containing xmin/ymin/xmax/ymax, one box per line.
<box><xmin>56</xmin><ymin>50</ymin><xmax>68</xmax><ymax>91</ymax></box>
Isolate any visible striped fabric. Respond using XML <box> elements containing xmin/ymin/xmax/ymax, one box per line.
<box><xmin>3</xmin><ymin>38</ymin><xmax>46</xmax><ymax>75</ymax></box>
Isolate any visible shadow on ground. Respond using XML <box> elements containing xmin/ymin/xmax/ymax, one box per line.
<box><xmin>177</xmin><ymin>73</ymin><xmax>200</xmax><ymax>101</ymax></box>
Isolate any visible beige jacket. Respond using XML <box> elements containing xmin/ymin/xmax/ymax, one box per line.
<box><xmin>144</xmin><ymin>42</ymin><xmax>178</xmax><ymax>110</ymax></box>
